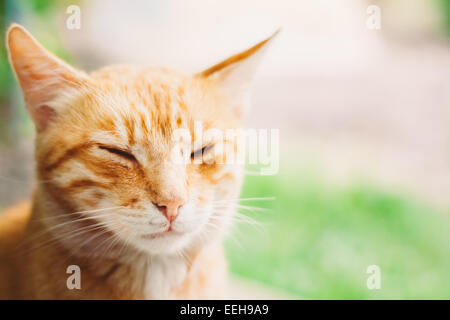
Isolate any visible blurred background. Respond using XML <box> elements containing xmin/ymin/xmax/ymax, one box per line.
<box><xmin>0</xmin><ymin>0</ymin><xmax>450</xmax><ymax>299</ymax></box>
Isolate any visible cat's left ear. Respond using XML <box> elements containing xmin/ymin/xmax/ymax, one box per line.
<box><xmin>197</xmin><ymin>30</ymin><xmax>279</xmax><ymax>116</ymax></box>
<box><xmin>7</xmin><ymin>23</ymin><xmax>87</xmax><ymax>132</ymax></box>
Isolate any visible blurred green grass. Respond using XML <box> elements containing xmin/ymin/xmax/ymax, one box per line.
<box><xmin>225</xmin><ymin>167</ymin><xmax>450</xmax><ymax>299</ymax></box>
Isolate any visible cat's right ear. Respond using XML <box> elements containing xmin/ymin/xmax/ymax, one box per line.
<box><xmin>196</xmin><ymin>30</ymin><xmax>279</xmax><ymax>117</ymax></box>
<box><xmin>6</xmin><ymin>23</ymin><xmax>87</xmax><ymax>132</ymax></box>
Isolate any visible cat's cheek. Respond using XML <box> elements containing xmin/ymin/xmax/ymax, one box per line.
<box><xmin>76</xmin><ymin>189</ymin><xmax>107</xmax><ymax>208</ymax></box>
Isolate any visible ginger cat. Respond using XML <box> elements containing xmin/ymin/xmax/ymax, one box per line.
<box><xmin>0</xmin><ymin>24</ymin><xmax>276</xmax><ymax>299</ymax></box>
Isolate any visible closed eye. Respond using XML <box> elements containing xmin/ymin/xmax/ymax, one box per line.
<box><xmin>99</xmin><ymin>145</ymin><xmax>137</xmax><ymax>162</ymax></box>
<box><xmin>191</xmin><ymin>144</ymin><xmax>214</xmax><ymax>159</ymax></box>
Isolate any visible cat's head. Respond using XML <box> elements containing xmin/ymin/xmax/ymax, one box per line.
<box><xmin>7</xmin><ymin>24</ymin><xmax>276</xmax><ymax>255</ymax></box>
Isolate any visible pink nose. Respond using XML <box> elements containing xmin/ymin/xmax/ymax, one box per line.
<box><xmin>154</xmin><ymin>198</ymin><xmax>186</xmax><ymax>223</ymax></box>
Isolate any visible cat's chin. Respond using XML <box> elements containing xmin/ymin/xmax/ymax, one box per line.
<box><xmin>131</xmin><ymin>230</ymin><xmax>192</xmax><ymax>255</ymax></box>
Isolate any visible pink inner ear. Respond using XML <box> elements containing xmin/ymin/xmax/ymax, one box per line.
<box><xmin>34</xmin><ymin>104</ymin><xmax>56</xmax><ymax>130</ymax></box>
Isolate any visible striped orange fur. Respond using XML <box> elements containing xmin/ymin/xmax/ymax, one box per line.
<box><xmin>0</xmin><ymin>24</ymin><xmax>276</xmax><ymax>299</ymax></box>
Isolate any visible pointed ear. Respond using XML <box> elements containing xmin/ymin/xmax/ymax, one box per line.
<box><xmin>6</xmin><ymin>23</ymin><xmax>87</xmax><ymax>131</ymax></box>
<box><xmin>197</xmin><ymin>30</ymin><xmax>279</xmax><ymax>115</ymax></box>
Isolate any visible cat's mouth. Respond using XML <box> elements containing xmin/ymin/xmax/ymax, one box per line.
<box><xmin>140</xmin><ymin>230</ymin><xmax>183</xmax><ymax>240</ymax></box>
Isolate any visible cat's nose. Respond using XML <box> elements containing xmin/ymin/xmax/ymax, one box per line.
<box><xmin>154</xmin><ymin>198</ymin><xmax>186</xmax><ymax>223</ymax></box>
